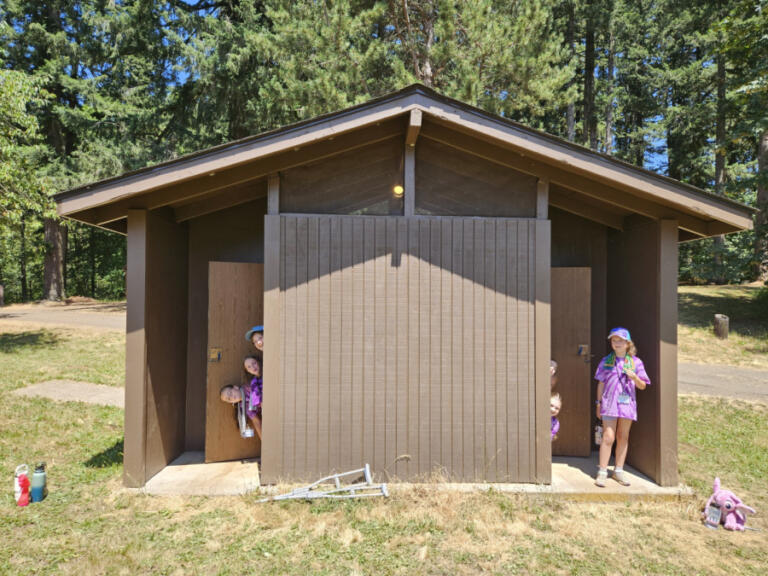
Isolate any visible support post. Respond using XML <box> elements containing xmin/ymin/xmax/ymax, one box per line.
<box><xmin>658</xmin><ymin>219</ymin><xmax>678</xmax><ymax>486</ymax></box>
<box><xmin>535</xmin><ymin>219</ymin><xmax>552</xmax><ymax>483</ymax></box>
<box><xmin>537</xmin><ymin>178</ymin><xmax>549</xmax><ymax>220</ymax></box>
<box><xmin>124</xmin><ymin>209</ymin><xmax>148</xmax><ymax>487</ymax></box>
<box><xmin>405</xmin><ymin>109</ymin><xmax>422</xmax><ymax>147</ymax></box>
<box><xmin>404</xmin><ymin>148</ymin><xmax>415</xmax><ymax>216</ymax></box>
<box><xmin>403</xmin><ymin>110</ymin><xmax>421</xmax><ymax>216</ymax></box>
<box><xmin>268</xmin><ymin>173</ymin><xmax>280</xmax><ymax>215</ymax></box>
<box><xmin>261</xmin><ymin>215</ymin><xmax>282</xmax><ymax>482</ymax></box>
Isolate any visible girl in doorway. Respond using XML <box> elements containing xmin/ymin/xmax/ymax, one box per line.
<box><xmin>220</xmin><ymin>355</ymin><xmax>263</xmax><ymax>440</ymax></box>
<box><xmin>550</xmin><ymin>360</ymin><xmax>559</xmax><ymax>391</ymax></box>
<box><xmin>550</xmin><ymin>393</ymin><xmax>561</xmax><ymax>441</ymax></box>
<box><xmin>245</xmin><ymin>325</ymin><xmax>264</xmax><ymax>358</ymax></box>
<box><xmin>594</xmin><ymin>327</ymin><xmax>650</xmax><ymax>487</ymax></box>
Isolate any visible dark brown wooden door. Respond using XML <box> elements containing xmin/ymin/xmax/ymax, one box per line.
<box><xmin>205</xmin><ymin>261</ymin><xmax>264</xmax><ymax>463</ymax></box>
<box><xmin>551</xmin><ymin>267</ymin><xmax>591</xmax><ymax>457</ymax></box>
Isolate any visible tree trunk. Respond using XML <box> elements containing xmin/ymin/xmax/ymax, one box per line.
<box><xmin>396</xmin><ymin>0</ymin><xmax>435</xmax><ymax>87</ymax></box>
<box><xmin>89</xmin><ymin>226</ymin><xmax>96</xmax><ymax>298</ymax></box>
<box><xmin>62</xmin><ymin>222</ymin><xmax>68</xmax><ymax>295</ymax></box>
<box><xmin>715</xmin><ymin>54</ymin><xmax>727</xmax><ymax>193</ymax></box>
<box><xmin>566</xmin><ymin>1</ymin><xmax>576</xmax><ymax>142</ymax></box>
<box><xmin>43</xmin><ymin>218</ymin><xmax>66</xmax><ymax>300</ymax></box>
<box><xmin>605</xmin><ymin>26</ymin><xmax>615</xmax><ymax>154</ymax></box>
<box><xmin>634</xmin><ymin>110</ymin><xmax>645</xmax><ymax>167</ymax></box>
<box><xmin>584</xmin><ymin>4</ymin><xmax>597</xmax><ymax>150</ymax></box>
<box><xmin>420</xmin><ymin>6</ymin><xmax>435</xmax><ymax>87</ymax></box>
<box><xmin>713</xmin><ymin>52</ymin><xmax>727</xmax><ymax>283</ymax></box>
<box><xmin>73</xmin><ymin>223</ymin><xmax>82</xmax><ymax>295</ymax></box>
<box><xmin>755</xmin><ymin>129</ymin><xmax>768</xmax><ymax>282</ymax></box>
<box><xmin>20</xmin><ymin>214</ymin><xmax>28</xmax><ymax>302</ymax></box>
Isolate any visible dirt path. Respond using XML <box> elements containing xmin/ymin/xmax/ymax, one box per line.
<box><xmin>3</xmin><ymin>301</ymin><xmax>765</xmax><ymax>402</ymax></box>
<box><xmin>678</xmin><ymin>362</ymin><xmax>768</xmax><ymax>403</ymax></box>
<box><xmin>12</xmin><ymin>380</ymin><xmax>124</xmax><ymax>407</ymax></box>
<box><xmin>0</xmin><ymin>300</ymin><xmax>125</xmax><ymax>331</ymax></box>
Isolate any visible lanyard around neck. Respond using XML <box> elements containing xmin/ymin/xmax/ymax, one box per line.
<box><xmin>604</xmin><ymin>352</ymin><xmax>634</xmax><ymax>372</ymax></box>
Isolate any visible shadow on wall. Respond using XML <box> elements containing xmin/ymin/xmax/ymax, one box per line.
<box><xmin>0</xmin><ymin>330</ymin><xmax>60</xmax><ymax>353</ymax></box>
<box><xmin>279</xmin><ymin>214</ymin><xmax>543</xmax><ymax>299</ymax></box>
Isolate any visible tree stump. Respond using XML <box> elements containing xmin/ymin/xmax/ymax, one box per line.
<box><xmin>714</xmin><ymin>314</ymin><xmax>729</xmax><ymax>339</ymax></box>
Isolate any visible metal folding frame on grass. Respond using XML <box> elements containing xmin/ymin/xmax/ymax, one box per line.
<box><xmin>258</xmin><ymin>464</ymin><xmax>388</xmax><ymax>502</ymax></box>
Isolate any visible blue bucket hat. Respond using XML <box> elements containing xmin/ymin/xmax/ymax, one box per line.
<box><xmin>245</xmin><ymin>325</ymin><xmax>264</xmax><ymax>342</ymax></box>
<box><xmin>607</xmin><ymin>327</ymin><xmax>631</xmax><ymax>342</ymax></box>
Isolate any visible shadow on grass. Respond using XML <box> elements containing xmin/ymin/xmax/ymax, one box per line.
<box><xmin>85</xmin><ymin>439</ymin><xmax>124</xmax><ymax>468</ymax></box>
<box><xmin>0</xmin><ymin>330</ymin><xmax>60</xmax><ymax>353</ymax></box>
<box><xmin>62</xmin><ymin>301</ymin><xmax>126</xmax><ymax>313</ymax></box>
<box><xmin>678</xmin><ymin>290</ymin><xmax>768</xmax><ymax>335</ymax></box>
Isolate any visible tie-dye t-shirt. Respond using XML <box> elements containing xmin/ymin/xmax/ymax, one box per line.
<box><xmin>245</xmin><ymin>376</ymin><xmax>263</xmax><ymax>420</ymax></box>
<box><xmin>594</xmin><ymin>355</ymin><xmax>650</xmax><ymax>421</ymax></box>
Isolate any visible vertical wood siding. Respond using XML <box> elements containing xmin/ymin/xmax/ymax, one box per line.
<box><xmin>274</xmin><ymin>215</ymin><xmax>540</xmax><ymax>482</ymax></box>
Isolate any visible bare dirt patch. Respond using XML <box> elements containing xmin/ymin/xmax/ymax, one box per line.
<box><xmin>12</xmin><ymin>379</ymin><xmax>124</xmax><ymax>407</ymax></box>
<box><xmin>0</xmin><ymin>299</ymin><xmax>126</xmax><ymax>331</ymax></box>
<box><xmin>4</xmin><ymin>297</ymin><xmax>126</xmax><ymax>313</ymax></box>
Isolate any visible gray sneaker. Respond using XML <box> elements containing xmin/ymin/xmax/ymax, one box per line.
<box><xmin>595</xmin><ymin>469</ymin><xmax>608</xmax><ymax>487</ymax></box>
<box><xmin>613</xmin><ymin>469</ymin><xmax>631</xmax><ymax>486</ymax></box>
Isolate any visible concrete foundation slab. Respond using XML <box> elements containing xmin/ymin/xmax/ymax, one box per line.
<box><xmin>550</xmin><ymin>453</ymin><xmax>692</xmax><ymax>501</ymax></box>
<box><xmin>384</xmin><ymin>454</ymin><xmax>691</xmax><ymax>502</ymax></box>
<box><xmin>142</xmin><ymin>452</ymin><xmax>260</xmax><ymax>496</ymax></box>
<box><xmin>139</xmin><ymin>452</ymin><xmax>690</xmax><ymax>502</ymax></box>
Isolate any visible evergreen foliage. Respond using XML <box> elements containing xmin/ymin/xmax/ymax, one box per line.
<box><xmin>0</xmin><ymin>0</ymin><xmax>766</xmax><ymax>303</ymax></box>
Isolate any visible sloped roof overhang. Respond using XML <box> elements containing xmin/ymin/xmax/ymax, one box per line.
<box><xmin>55</xmin><ymin>85</ymin><xmax>754</xmax><ymax>238</ymax></box>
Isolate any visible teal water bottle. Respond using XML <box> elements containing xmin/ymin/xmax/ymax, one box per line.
<box><xmin>30</xmin><ymin>462</ymin><xmax>47</xmax><ymax>503</ymax></box>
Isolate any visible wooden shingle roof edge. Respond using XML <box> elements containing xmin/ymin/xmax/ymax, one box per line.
<box><xmin>55</xmin><ymin>83</ymin><xmax>755</xmax><ymax>232</ymax></box>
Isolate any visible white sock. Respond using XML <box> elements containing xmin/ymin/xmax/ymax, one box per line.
<box><xmin>614</xmin><ymin>467</ymin><xmax>623</xmax><ymax>473</ymax></box>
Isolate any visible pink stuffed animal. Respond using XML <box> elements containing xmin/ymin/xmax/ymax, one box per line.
<box><xmin>704</xmin><ymin>478</ymin><xmax>756</xmax><ymax>531</ymax></box>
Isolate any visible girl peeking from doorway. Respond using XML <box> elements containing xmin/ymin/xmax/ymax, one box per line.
<box><xmin>220</xmin><ymin>355</ymin><xmax>263</xmax><ymax>440</ymax></box>
<box><xmin>594</xmin><ymin>327</ymin><xmax>650</xmax><ymax>487</ymax></box>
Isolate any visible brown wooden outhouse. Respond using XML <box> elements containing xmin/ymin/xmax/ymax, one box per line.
<box><xmin>55</xmin><ymin>85</ymin><xmax>753</xmax><ymax>488</ymax></box>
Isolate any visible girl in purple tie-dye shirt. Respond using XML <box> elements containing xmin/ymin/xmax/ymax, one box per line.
<box><xmin>594</xmin><ymin>327</ymin><xmax>650</xmax><ymax>487</ymax></box>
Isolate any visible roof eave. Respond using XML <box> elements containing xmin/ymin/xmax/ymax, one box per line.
<box><xmin>55</xmin><ymin>84</ymin><xmax>755</xmax><ymax>234</ymax></box>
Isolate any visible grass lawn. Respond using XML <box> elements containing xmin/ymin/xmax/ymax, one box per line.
<box><xmin>0</xmin><ymin>322</ymin><xmax>125</xmax><ymax>388</ymax></box>
<box><xmin>678</xmin><ymin>285</ymin><xmax>768</xmax><ymax>369</ymax></box>
<box><xmin>2</xmin><ymin>288</ymin><xmax>767</xmax><ymax>575</ymax></box>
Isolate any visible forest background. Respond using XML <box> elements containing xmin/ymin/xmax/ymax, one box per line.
<box><xmin>0</xmin><ymin>0</ymin><xmax>766</xmax><ymax>304</ymax></box>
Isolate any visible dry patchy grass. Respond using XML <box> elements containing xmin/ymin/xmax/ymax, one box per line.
<box><xmin>2</xmin><ymin>305</ymin><xmax>767</xmax><ymax>575</ymax></box>
<box><xmin>4</xmin><ymin>484</ymin><xmax>766</xmax><ymax>575</ymax></box>
<box><xmin>0</xmin><ymin>324</ymin><xmax>124</xmax><ymax>388</ymax></box>
<box><xmin>2</xmin><ymin>390</ymin><xmax>766</xmax><ymax>575</ymax></box>
<box><xmin>678</xmin><ymin>285</ymin><xmax>768</xmax><ymax>369</ymax></box>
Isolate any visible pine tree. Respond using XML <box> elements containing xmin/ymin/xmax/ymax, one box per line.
<box><xmin>610</xmin><ymin>0</ymin><xmax>661</xmax><ymax>166</ymax></box>
<box><xmin>656</xmin><ymin>0</ymin><xmax>718</xmax><ymax>186</ymax></box>
<box><xmin>0</xmin><ymin>69</ymin><xmax>48</xmax><ymax>303</ymax></box>
<box><xmin>721</xmin><ymin>0</ymin><xmax>768</xmax><ymax>282</ymax></box>
<box><xmin>1</xmin><ymin>1</ymin><xmax>189</xmax><ymax>301</ymax></box>
<box><xmin>2</xmin><ymin>1</ymin><xmax>101</xmax><ymax>300</ymax></box>
<box><xmin>250</xmin><ymin>1</ymin><xmax>574</xmax><ymax>132</ymax></box>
